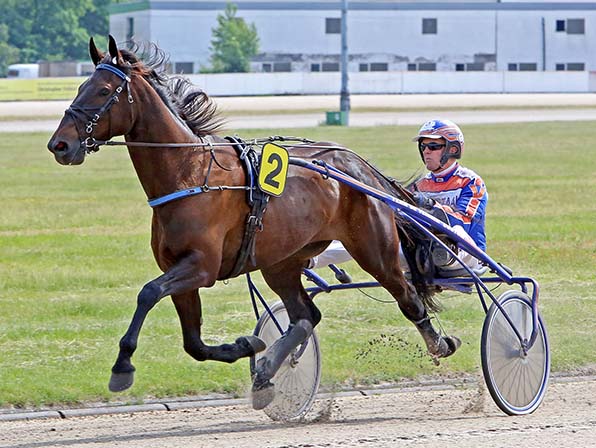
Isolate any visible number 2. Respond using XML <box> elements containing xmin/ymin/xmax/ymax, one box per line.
<box><xmin>264</xmin><ymin>153</ymin><xmax>282</xmax><ymax>188</ymax></box>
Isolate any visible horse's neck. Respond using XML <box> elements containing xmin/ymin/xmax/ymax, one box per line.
<box><xmin>126</xmin><ymin>87</ymin><xmax>205</xmax><ymax>200</ymax></box>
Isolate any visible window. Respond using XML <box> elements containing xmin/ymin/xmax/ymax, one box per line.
<box><xmin>262</xmin><ymin>63</ymin><xmax>272</xmax><ymax>72</ymax></box>
<box><xmin>455</xmin><ymin>63</ymin><xmax>483</xmax><ymax>71</ymax></box>
<box><xmin>466</xmin><ymin>63</ymin><xmax>484</xmax><ymax>71</ymax></box>
<box><xmin>567</xmin><ymin>62</ymin><xmax>585</xmax><ymax>71</ymax></box>
<box><xmin>519</xmin><ymin>63</ymin><xmax>537</xmax><ymax>71</ymax></box>
<box><xmin>359</xmin><ymin>63</ymin><xmax>369</xmax><ymax>72</ymax></box>
<box><xmin>310</xmin><ymin>63</ymin><xmax>320</xmax><ymax>72</ymax></box>
<box><xmin>418</xmin><ymin>62</ymin><xmax>436</xmax><ymax>71</ymax></box>
<box><xmin>370</xmin><ymin>63</ymin><xmax>388</xmax><ymax>72</ymax></box>
<box><xmin>408</xmin><ymin>62</ymin><xmax>436</xmax><ymax>71</ymax></box>
<box><xmin>422</xmin><ymin>18</ymin><xmax>437</xmax><ymax>34</ymax></box>
<box><xmin>567</xmin><ymin>19</ymin><xmax>585</xmax><ymax>35</ymax></box>
<box><xmin>555</xmin><ymin>18</ymin><xmax>585</xmax><ymax>34</ymax></box>
<box><xmin>554</xmin><ymin>62</ymin><xmax>585</xmax><ymax>71</ymax></box>
<box><xmin>509</xmin><ymin>63</ymin><xmax>538</xmax><ymax>72</ymax></box>
<box><xmin>326</xmin><ymin>18</ymin><xmax>341</xmax><ymax>34</ymax></box>
<box><xmin>273</xmin><ymin>62</ymin><xmax>291</xmax><ymax>72</ymax></box>
<box><xmin>126</xmin><ymin>17</ymin><xmax>134</xmax><ymax>41</ymax></box>
<box><xmin>174</xmin><ymin>62</ymin><xmax>193</xmax><ymax>74</ymax></box>
<box><xmin>322</xmin><ymin>62</ymin><xmax>340</xmax><ymax>72</ymax></box>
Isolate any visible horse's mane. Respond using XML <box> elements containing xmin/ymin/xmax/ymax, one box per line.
<box><xmin>119</xmin><ymin>43</ymin><xmax>225</xmax><ymax>137</ymax></box>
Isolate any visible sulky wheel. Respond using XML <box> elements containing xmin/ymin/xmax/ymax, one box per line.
<box><xmin>250</xmin><ymin>301</ymin><xmax>322</xmax><ymax>421</ymax></box>
<box><xmin>481</xmin><ymin>290</ymin><xmax>550</xmax><ymax>415</ymax></box>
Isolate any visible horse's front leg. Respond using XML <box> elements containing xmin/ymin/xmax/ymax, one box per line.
<box><xmin>109</xmin><ymin>250</ymin><xmax>263</xmax><ymax>392</ymax></box>
<box><xmin>251</xmin><ymin>262</ymin><xmax>322</xmax><ymax>410</ymax></box>
<box><xmin>170</xmin><ymin>291</ymin><xmax>265</xmax><ymax>365</ymax></box>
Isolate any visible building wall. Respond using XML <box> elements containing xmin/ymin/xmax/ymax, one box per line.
<box><xmin>182</xmin><ymin>71</ymin><xmax>593</xmax><ymax>95</ymax></box>
<box><xmin>497</xmin><ymin>11</ymin><xmax>596</xmax><ymax>70</ymax></box>
<box><xmin>109</xmin><ymin>1</ymin><xmax>596</xmax><ymax>74</ymax></box>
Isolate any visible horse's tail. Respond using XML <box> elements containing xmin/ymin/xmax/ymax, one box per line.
<box><xmin>396</xmin><ymin>223</ymin><xmax>442</xmax><ymax>313</ymax></box>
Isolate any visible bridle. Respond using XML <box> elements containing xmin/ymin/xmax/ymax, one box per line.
<box><xmin>65</xmin><ymin>63</ymin><xmax>134</xmax><ymax>154</ymax></box>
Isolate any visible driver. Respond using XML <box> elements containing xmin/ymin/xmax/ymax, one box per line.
<box><xmin>309</xmin><ymin>119</ymin><xmax>488</xmax><ymax>275</ymax></box>
<box><xmin>410</xmin><ymin>118</ymin><xmax>487</xmax><ymax>272</ymax></box>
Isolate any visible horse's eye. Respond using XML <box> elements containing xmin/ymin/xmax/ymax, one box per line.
<box><xmin>100</xmin><ymin>87</ymin><xmax>111</xmax><ymax>96</ymax></box>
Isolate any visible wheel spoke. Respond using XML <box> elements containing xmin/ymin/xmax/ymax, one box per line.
<box><xmin>481</xmin><ymin>292</ymin><xmax>549</xmax><ymax>415</ymax></box>
<box><xmin>253</xmin><ymin>302</ymin><xmax>321</xmax><ymax>421</ymax></box>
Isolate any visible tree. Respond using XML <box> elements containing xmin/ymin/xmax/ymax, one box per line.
<box><xmin>0</xmin><ymin>0</ymin><xmax>109</xmax><ymax>74</ymax></box>
<box><xmin>0</xmin><ymin>24</ymin><xmax>19</xmax><ymax>77</ymax></box>
<box><xmin>208</xmin><ymin>3</ymin><xmax>259</xmax><ymax>73</ymax></box>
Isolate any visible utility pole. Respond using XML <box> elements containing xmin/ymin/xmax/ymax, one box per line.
<box><xmin>339</xmin><ymin>0</ymin><xmax>350</xmax><ymax>125</ymax></box>
<box><xmin>541</xmin><ymin>17</ymin><xmax>546</xmax><ymax>71</ymax></box>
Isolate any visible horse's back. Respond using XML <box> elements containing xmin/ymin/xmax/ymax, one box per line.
<box><xmin>258</xmin><ymin>142</ymin><xmax>398</xmax><ymax>263</ymax></box>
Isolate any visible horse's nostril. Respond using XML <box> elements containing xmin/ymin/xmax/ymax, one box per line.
<box><xmin>55</xmin><ymin>141</ymin><xmax>68</xmax><ymax>152</ymax></box>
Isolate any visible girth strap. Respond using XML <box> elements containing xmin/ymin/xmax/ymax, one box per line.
<box><xmin>226</xmin><ymin>136</ymin><xmax>270</xmax><ymax>278</ymax></box>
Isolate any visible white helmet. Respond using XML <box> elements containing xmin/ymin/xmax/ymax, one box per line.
<box><xmin>413</xmin><ymin>119</ymin><xmax>465</xmax><ymax>165</ymax></box>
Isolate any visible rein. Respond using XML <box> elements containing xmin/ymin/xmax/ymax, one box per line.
<box><xmin>86</xmin><ymin>135</ymin><xmax>339</xmax><ymax>150</ymax></box>
<box><xmin>83</xmin><ymin>135</ymin><xmax>406</xmax><ymax>208</ymax></box>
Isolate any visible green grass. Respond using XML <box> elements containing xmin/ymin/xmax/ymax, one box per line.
<box><xmin>1</xmin><ymin>122</ymin><xmax>595</xmax><ymax>408</ymax></box>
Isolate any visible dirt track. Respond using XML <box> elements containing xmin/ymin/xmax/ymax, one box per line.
<box><xmin>2</xmin><ymin>93</ymin><xmax>596</xmax><ymax>132</ymax></box>
<box><xmin>2</xmin><ymin>376</ymin><xmax>595</xmax><ymax>448</ymax></box>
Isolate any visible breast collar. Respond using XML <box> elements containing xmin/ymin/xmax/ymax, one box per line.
<box><xmin>430</xmin><ymin>162</ymin><xmax>459</xmax><ymax>183</ymax></box>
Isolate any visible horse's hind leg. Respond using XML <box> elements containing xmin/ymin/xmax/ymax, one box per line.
<box><xmin>109</xmin><ymin>250</ymin><xmax>265</xmax><ymax>392</ymax></box>
<box><xmin>386</xmin><ymin>275</ymin><xmax>461</xmax><ymax>361</ymax></box>
<box><xmin>344</xmin><ymin>226</ymin><xmax>460</xmax><ymax>360</ymax></box>
<box><xmin>251</xmin><ymin>261</ymin><xmax>321</xmax><ymax>410</ymax></box>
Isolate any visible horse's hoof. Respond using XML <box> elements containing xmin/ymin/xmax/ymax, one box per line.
<box><xmin>109</xmin><ymin>371</ymin><xmax>135</xmax><ymax>392</ymax></box>
<box><xmin>242</xmin><ymin>335</ymin><xmax>267</xmax><ymax>355</ymax></box>
<box><xmin>251</xmin><ymin>380</ymin><xmax>275</xmax><ymax>410</ymax></box>
<box><xmin>429</xmin><ymin>335</ymin><xmax>461</xmax><ymax>361</ymax></box>
<box><xmin>444</xmin><ymin>335</ymin><xmax>462</xmax><ymax>355</ymax></box>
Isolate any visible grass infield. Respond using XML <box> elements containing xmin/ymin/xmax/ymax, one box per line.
<box><xmin>0</xmin><ymin>121</ymin><xmax>595</xmax><ymax>408</ymax></box>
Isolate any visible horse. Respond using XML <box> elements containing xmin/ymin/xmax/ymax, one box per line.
<box><xmin>47</xmin><ymin>36</ymin><xmax>461</xmax><ymax>409</ymax></box>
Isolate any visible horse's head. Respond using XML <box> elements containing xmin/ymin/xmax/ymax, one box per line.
<box><xmin>48</xmin><ymin>36</ymin><xmax>135</xmax><ymax>165</ymax></box>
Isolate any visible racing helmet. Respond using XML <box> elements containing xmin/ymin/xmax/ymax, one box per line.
<box><xmin>412</xmin><ymin>119</ymin><xmax>465</xmax><ymax>165</ymax></box>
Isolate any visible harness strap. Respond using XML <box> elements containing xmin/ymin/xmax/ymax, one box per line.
<box><xmin>226</xmin><ymin>136</ymin><xmax>270</xmax><ymax>278</ymax></box>
<box><xmin>227</xmin><ymin>135</ymin><xmax>257</xmax><ymax>205</ymax></box>
<box><xmin>147</xmin><ymin>185</ymin><xmax>251</xmax><ymax>208</ymax></box>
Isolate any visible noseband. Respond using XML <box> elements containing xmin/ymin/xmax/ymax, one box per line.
<box><xmin>65</xmin><ymin>63</ymin><xmax>134</xmax><ymax>153</ymax></box>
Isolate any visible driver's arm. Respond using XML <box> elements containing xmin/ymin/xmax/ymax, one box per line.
<box><xmin>436</xmin><ymin>176</ymin><xmax>486</xmax><ymax>232</ymax></box>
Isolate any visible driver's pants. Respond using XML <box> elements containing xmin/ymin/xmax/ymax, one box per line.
<box><xmin>310</xmin><ymin>227</ymin><xmax>481</xmax><ymax>272</ymax></box>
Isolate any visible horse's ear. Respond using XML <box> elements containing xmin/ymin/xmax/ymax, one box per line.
<box><xmin>89</xmin><ymin>37</ymin><xmax>103</xmax><ymax>66</ymax></box>
<box><xmin>108</xmin><ymin>34</ymin><xmax>123</xmax><ymax>65</ymax></box>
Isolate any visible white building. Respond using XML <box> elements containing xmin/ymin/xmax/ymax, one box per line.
<box><xmin>109</xmin><ymin>0</ymin><xmax>596</xmax><ymax>74</ymax></box>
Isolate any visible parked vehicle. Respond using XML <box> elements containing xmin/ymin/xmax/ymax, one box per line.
<box><xmin>7</xmin><ymin>64</ymin><xmax>39</xmax><ymax>79</ymax></box>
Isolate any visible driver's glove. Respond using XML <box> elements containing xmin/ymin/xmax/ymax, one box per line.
<box><xmin>412</xmin><ymin>192</ymin><xmax>436</xmax><ymax>210</ymax></box>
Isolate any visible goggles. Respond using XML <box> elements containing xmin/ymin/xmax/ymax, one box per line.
<box><xmin>419</xmin><ymin>141</ymin><xmax>446</xmax><ymax>151</ymax></box>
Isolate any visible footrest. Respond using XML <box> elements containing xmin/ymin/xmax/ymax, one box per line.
<box><xmin>436</xmin><ymin>265</ymin><xmax>488</xmax><ymax>279</ymax></box>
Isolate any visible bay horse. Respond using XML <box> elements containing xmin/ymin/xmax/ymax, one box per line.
<box><xmin>47</xmin><ymin>36</ymin><xmax>461</xmax><ymax>409</ymax></box>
